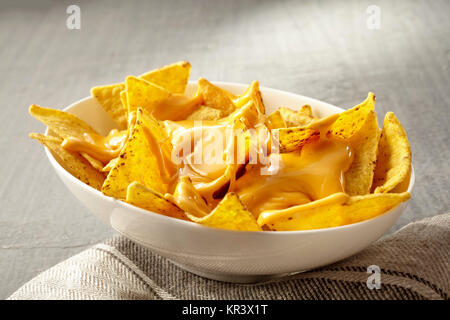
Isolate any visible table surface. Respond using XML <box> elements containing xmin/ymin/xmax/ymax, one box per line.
<box><xmin>1</xmin><ymin>0</ymin><xmax>449</xmax><ymax>299</ymax></box>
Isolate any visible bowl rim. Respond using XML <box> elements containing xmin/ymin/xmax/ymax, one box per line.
<box><xmin>44</xmin><ymin>81</ymin><xmax>414</xmax><ymax>236</ymax></box>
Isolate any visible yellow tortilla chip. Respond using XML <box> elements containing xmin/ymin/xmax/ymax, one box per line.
<box><xmin>140</xmin><ymin>61</ymin><xmax>191</xmax><ymax>94</ymax></box>
<box><xmin>120</xmin><ymin>90</ymin><xmax>128</xmax><ymax>111</ymax></box>
<box><xmin>80</xmin><ymin>152</ymin><xmax>104</xmax><ymax>171</ymax></box>
<box><xmin>266</xmin><ymin>110</ymin><xmax>286</xmax><ymax>129</ymax></box>
<box><xmin>102</xmin><ymin>108</ymin><xmax>173</xmax><ymax>199</ymax></box>
<box><xmin>29</xmin><ymin>133</ymin><xmax>105</xmax><ymax>190</ymax></box>
<box><xmin>344</xmin><ymin>192</ymin><xmax>410</xmax><ymax>223</ymax></box>
<box><xmin>126</xmin><ymin>182</ymin><xmax>188</xmax><ymax>220</ymax></box>
<box><xmin>29</xmin><ymin>105</ymin><xmax>98</xmax><ymax>140</ymax></box>
<box><xmin>275</xmin><ymin>127</ymin><xmax>320</xmax><ymax>153</ymax></box>
<box><xmin>187</xmin><ymin>193</ymin><xmax>262</xmax><ymax>231</ymax></box>
<box><xmin>126</xmin><ymin>76</ymin><xmax>171</xmax><ymax>115</ymax></box>
<box><xmin>234</xmin><ymin>81</ymin><xmax>265</xmax><ymax>114</ymax></box>
<box><xmin>299</xmin><ymin>104</ymin><xmax>313</xmax><ymax>117</ymax></box>
<box><xmin>102</xmin><ymin>157</ymin><xmax>119</xmax><ymax>172</ymax></box>
<box><xmin>344</xmin><ymin>110</ymin><xmax>380</xmax><ymax>195</ymax></box>
<box><xmin>372</xmin><ymin>112</ymin><xmax>411</xmax><ymax>193</ymax></box>
<box><xmin>278</xmin><ymin>106</ymin><xmax>315</xmax><ymax>127</ymax></box>
<box><xmin>186</xmin><ymin>105</ymin><xmax>224</xmax><ymax>121</ymax></box>
<box><xmin>29</xmin><ymin>105</ymin><xmax>119</xmax><ymax>170</ymax></box>
<box><xmin>306</xmin><ymin>113</ymin><xmax>339</xmax><ymax>131</ymax></box>
<box><xmin>258</xmin><ymin>192</ymin><xmax>410</xmax><ymax>231</ymax></box>
<box><xmin>127</xmin><ymin>76</ymin><xmax>202</xmax><ymax>121</ymax></box>
<box><xmin>166</xmin><ymin>176</ymin><xmax>211</xmax><ymax>218</ymax></box>
<box><xmin>197</xmin><ymin>78</ymin><xmax>236</xmax><ymax>115</ymax></box>
<box><xmin>223</xmin><ymin>100</ymin><xmax>259</xmax><ymax>128</ymax></box>
<box><xmin>91</xmin><ymin>83</ymin><xmax>127</xmax><ymax>129</ymax></box>
<box><xmin>327</xmin><ymin>92</ymin><xmax>375</xmax><ymax>140</ymax></box>
<box><xmin>90</xmin><ymin>61</ymin><xmax>190</xmax><ymax>128</ymax></box>
<box><xmin>326</xmin><ymin>93</ymin><xmax>379</xmax><ymax>195</ymax></box>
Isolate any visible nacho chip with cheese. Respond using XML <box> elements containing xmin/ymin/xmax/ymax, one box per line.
<box><xmin>327</xmin><ymin>93</ymin><xmax>380</xmax><ymax>195</ymax></box>
<box><xmin>125</xmin><ymin>76</ymin><xmax>171</xmax><ymax>115</ymax></box>
<box><xmin>266</xmin><ymin>110</ymin><xmax>286</xmax><ymax>130</ymax></box>
<box><xmin>344</xmin><ymin>110</ymin><xmax>380</xmax><ymax>195</ymax></box>
<box><xmin>140</xmin><ymin>61</ymin><xmax>191</xmax><ymax>94</ymax></box>
<box><xmin>102</xmin><ymin>108</ymin><xmax>175</xmax><ymax>199</ymax></box>
<box><xmin>234</xmin><ymin>81</ymin><xmax>265</xmax><ymax>114</ymax></box>
<box><xmin>276</xmin><ymin>127</ymin><xmax>320</xmax><ymax>153</ymax></box>
<box><xmin>187</xmin><ymin>192</ymin><xmax>262</xmax><ymax>231</ymax></box>
<box><xmin>126</xmin><ymin>181</ymin><xmax>188</xmax><ymax>220</ymax></box>
<box><xmin>197</xmin><ymin>78</ymin><xmax>236</xmax><ymax>115</ymax></box>
<box><xmin>126</xmin><ymin>76</ymin><xmax>202</xmax><ymax>121</ymax></box>
<box><xmin>29</xmin><ymin>133</ymin><xmax>105</xmax><ymax>190</ymax></box>
<box><xmin>91</xmin><ymin>61</ymin><xmax>191</xmax><ymax>129</ymax></box>
<box><xmin>29</xmin><ymin>105</ymin><xmax>109</xmax><ymax>169</ymax></box>
<box><xmin>258</xmin><ymin>192</ymin><xmax>410</xmax><ymax>231</ymax></box>
<box><xmin>29</xmin><ymin>105</ymin><xmax>98</xmax><ymax>140</ymax></box>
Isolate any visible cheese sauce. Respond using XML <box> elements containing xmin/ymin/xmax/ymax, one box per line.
<box><xmin>62</xmin><ymin>112</ymin><xmax>137</xmax><ymax>163</ymax></box>
<box><xmin>60</xmin><ymin>94</ymin><xmax>352</xmax><ymax>218</ymax></box>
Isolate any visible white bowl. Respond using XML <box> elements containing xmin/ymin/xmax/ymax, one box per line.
<box><xmin>44</xmin><ymin>82</ymin><xmax>414</xmax><ymax>283</ymax></box>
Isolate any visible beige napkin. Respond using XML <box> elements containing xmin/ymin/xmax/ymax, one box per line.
<box><xmin>8</xmin><ymin>213</ymin><xmax>449</xmax><ymax>300</ymax></box>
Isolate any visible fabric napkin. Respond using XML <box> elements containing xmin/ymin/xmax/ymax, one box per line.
<box><xmin>8</xmin><ymin>213</ymin><xmax>449</xmax><ymax>300</ymax></box>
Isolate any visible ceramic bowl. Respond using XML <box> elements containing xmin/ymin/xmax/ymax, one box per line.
<box><xmin>44</xmin><ymin>82</ymin><xmax>414</xmax><ymax>283</ymax></box>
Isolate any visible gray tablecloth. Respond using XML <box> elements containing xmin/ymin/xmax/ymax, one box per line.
<box><xmin>8</xmin><ymin>213</ymin><xmax>450</xmax><ymax>300</ymax></box>
<box><xmin>1</xmin><ymin>0</ymin><xmax>449</xmax><ymax>298</ymax></box>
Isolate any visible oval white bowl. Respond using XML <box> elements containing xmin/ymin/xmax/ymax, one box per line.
<box><xmin>44</xmin><ymin>82</ymin><xmax>414</xmax><ymax>283</ymax></box>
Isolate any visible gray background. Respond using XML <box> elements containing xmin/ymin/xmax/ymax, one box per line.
<box><xmin>0</xmin><ymin>0</ymin><xmax>449</xmax><ymax>299</ymax></box>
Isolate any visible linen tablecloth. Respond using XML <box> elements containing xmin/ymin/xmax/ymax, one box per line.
<box><xmin>9</xmin><ymin>213</ymin><xmax>449</xmax><ymax>300</ymax></box>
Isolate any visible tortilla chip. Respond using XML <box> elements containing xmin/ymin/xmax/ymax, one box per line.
<box><xmin>278</xmin><ymin>107</ymin><xmax>315</xmax><ymax>127</ymax></box>
<box><xmin>140</xmin><ymin>61</ymin><xmax>191</xmax><ymax>94</ymax></box>
<box><xmin>325</xmin><ymin>93</ymin><xmax>379</xmax><ymax>195</ymax></box>
<box><xmin>29</xmin><ymin>133</ymin><xmax>105</xmax><ymax>190</ymax></box>
<box><xmin>90</xmin><ymin>61</ymin><xmax>190</xmax><ymax>128</ymax></box>
<box><xmin>299</xmin><ymin>104</ymin><xmax>313</xmax><ymax>117</ymax></box>
<box><xmin>29</xmin><ymin>105</ymin><xmax>98</xmax><ymax>140</ymax></box>
<box><xmin>344</xmin><ymin>110</ymin><xmax>380</xmax><ymax>195</ymax></box>
<box><xmin>80</xmin><ymin>152</ymin><xmax>104</xmax><ymax>171</ymax></box>
<box><xmin>126</xmin><ymin>182</ymin><xmax>188</xmax><ymax>220</ymax></box>
<box><xmin>275</xmin><ymin>127</ymin><xmax>320</xmax><ymax>153</ymax></box>
<box><xmin>102</xmin><ymin>108</ymin><xmax>172</xmax><ymax>199</ymax></box>
<box><xmin>197</xmin><ymin>78</ymin><xmax>236</xmax><ymax>115</ymax></box>
<box><xmin>327</xmin><ymin>92</ymin><xmax>375</xmax><ymax>140</ymax></box>
<box><xmin>234</xmin><ymin>81</ymin><xmax>265</xmax><ymax>114</ymax></box>
<box><xmin>372</xmin><ymin>112</ymin><xmax>411</xmax><ymax>193</ymax></box>
<box><xmin>258</xmin><ymin>192</ymin><xmax>410</xmax><ymax>231</ymax></box>
<box><xmin>186</xmin><ymin>105</ymin><xmax>224</xmax><ymax>121</ymax></box>
<box><xmin>126</xmin><ymin>76</ymin><xmax>171</xmax><ymax>115</ymax></box>
<box><xmin>120</xmin><ymin>90</ymin><xmax>128</xmax><ymax>111</ymax></box>
<box><xmin>187</xmin><ymin>193</ymin><xmax>262</xmax><ymax>231</ymax></box>
<box><xmin>266</xmin><ymin>110</ymin><xmax>286</xmax><ymax>129</ymax></box>
<box><xmin>224</xmin><ymin>100</ymin><xmax>259</xmax><ymax>128</ymax></box>
<box><xmin>91</xmin><ymin>83</ymin><xmax>127</xmax><ymax>129</ymax></box>
<box><xmin>167</xmin><ymin>176</ymin><xmax>211</xmax><ymax>218</ymax></box>
<box><xmin>102</xmin><ymin>157</ymin><xmax>119</xmax><ymax>172</ymax></box>
<box><xmin>306</xmin><ymin>113</ymin><xmax>339</xmax><ymax>131</ymax></box>
<box><xmin>344</xmin><ymin>192</ymin><xmax>411</xmax><ymax>223</ymax></box>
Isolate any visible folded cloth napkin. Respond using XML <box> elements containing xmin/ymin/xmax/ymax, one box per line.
<box><xmin>8</xmin><ymin>213</ymin><xmax>449</xmax><ymax>300</ymax></box>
